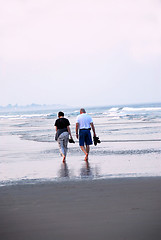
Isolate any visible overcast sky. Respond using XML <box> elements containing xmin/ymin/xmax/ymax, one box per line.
<box><xmin>0</xmin><ymin>0</ymin><xmax>161</xmax><ymax>107</ymax></box>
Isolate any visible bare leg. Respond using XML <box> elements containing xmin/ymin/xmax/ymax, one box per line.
<box><xmin>85</xmin><ymin>145</ymin><xmax>90</xmax><ymax>161</ymax></box>
<box><xmin>80</xmin><ymin>146</ymin><xmax>89</xmax><ymax>161</ymax></box>
<box><xmin>62</xmin><ymin>154</ymin><xmax>66</xmax><ymax>163</ymax></box>
<box><xmin>86</xmin><ymin>145</ymin><xmax>90</xmax><ymax>154</ymax></box>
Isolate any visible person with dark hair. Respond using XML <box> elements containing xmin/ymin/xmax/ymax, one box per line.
<box><xmin>76</xmin><ymin>108</ymin><xmax>97</xmax><ymax>161</ymax></box>
<box><xmin>55</xmin><ymin>111</ymin><xmax>74</xmax><ymax>162</ymax></box>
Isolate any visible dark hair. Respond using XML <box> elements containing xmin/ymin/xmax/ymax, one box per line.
<box><xmin>80</xmin><ymin>108</ymin><xmax>86</xmax><ymax>113</ymax></box>
<box><xmin>58</xmin><ymin>111</ymin><xmax>64</xmax><ymax>117</ymax></box>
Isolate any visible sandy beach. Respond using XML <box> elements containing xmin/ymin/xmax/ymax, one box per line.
<box><xmin>0</xmin><ymin>177</ymin><xmax>161</xmax><ymax>240</ymax></box>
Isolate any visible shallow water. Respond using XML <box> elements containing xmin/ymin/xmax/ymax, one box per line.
<box><xmin>0</xmin><ymin>104</ymin><xmax>161</xmax><ymax>186</ymax></box>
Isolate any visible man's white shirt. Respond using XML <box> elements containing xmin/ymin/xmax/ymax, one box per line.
<box><xmin>76</xmin><ymin>113</ymin><xmax>93</xmax><ymax>129</ymax></box>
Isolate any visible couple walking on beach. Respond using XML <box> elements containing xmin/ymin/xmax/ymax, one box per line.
<box><xmin>55</xmin><ymin>108</ymin><xmax>97</xmax><ymax>162</ymax></box>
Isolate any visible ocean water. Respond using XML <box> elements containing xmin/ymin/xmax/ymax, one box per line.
<box><xmin>0</xmin><ymin>103</ymin><xmax>161</xmax><ymax>186</ymax></box>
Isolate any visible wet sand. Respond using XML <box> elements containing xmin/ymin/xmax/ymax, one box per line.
<box><xmin>0</xmin><ymin>177</ymin><xmax>161</xmax><ymax>240</ymax></box>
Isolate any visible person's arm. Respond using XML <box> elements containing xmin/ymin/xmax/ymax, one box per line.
<box><xmin>76</xmin><ymin>123</ymin><xmax>79</xmax><ymax>139</ymax></box>
<box><xmin>54</xmin><ymin>119</ymin><xmax>58</xmax><ymax>132</ymax></box>
<box><xmin>90</xmin><ymin>122</ymin><xmax>96</xmax><ymax>137</ymax></box>
<box><xmin>67</xmin><ymin>126</ymin><xmax>72</xmax><ymax>138</ymax></box>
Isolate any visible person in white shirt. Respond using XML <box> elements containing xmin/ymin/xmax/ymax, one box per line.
<box><xmin>76</xmin><ymin>108</ymin><xmax>96</xmax><ymax>161</ymax></box>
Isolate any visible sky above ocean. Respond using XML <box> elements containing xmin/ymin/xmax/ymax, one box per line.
<box><xmin>0</xmin><ymin>0</ymin><xmax>161</xmax><ymax>107</ymax></box>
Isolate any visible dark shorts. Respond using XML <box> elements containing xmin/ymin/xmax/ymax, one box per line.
<box><xmin>79</xmin><ymin>129</ymin><xmax>93</xmax><ymax>146</ymax></box>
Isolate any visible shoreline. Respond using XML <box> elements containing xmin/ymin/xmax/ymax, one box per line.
<box><xmin>1</xmin><ymin>174</ymin><xmax>161</xmax><ymax>188</ymax></box>
<box><xmin>0</xmin><ymin>177</ymin><xmax>161</xmax><ymax>240</ymax></box>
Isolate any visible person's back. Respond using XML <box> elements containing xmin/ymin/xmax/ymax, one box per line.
<box><xmin>55</xmin><ymin>117</ymin><xmax>70</xmax><ymax>130</ymax></box>
<box><xmin>76</xmin><ymin>113</ymin><xmax>92</xmax><ymax>130</ymax></box>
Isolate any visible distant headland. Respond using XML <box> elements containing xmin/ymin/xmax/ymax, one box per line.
<box><xmin>0</xmin><ymin>104</ymin><xmax>69</xmax><ymax>112</ymax></box>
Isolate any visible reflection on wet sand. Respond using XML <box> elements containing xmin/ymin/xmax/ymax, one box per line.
<box><xmin>80</xmin><ymin>161</ymin><xmax>93</xmax><ymax>178</ymax></box>
<box><xmin>57</xmin><ymin>160</ymin><xmax>100</xmax><ymax>180</ymax></box>
<box><xmin>58</xmin><ymin>162</ymin><xmax>70</xmax><ymax>178</ymax></box>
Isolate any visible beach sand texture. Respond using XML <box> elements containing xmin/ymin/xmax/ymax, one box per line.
<box><xmin>0</xmin><ymin>177</ymin><xmax>161</xmax><ymax>240</ymax></box>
